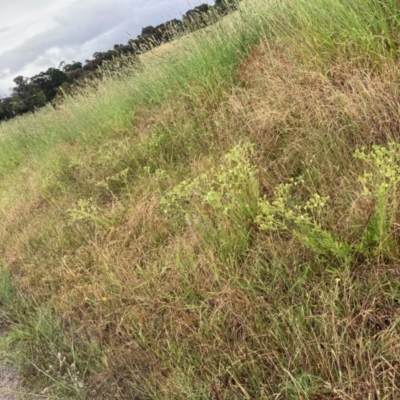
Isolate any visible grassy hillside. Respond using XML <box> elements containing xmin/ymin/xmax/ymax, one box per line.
<box><xmin>1</xmin><ymin>0</ymin><xmax>400</xmax><ymax>398</ymax></box>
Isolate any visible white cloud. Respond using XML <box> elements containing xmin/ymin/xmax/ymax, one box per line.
<box><xmin>0</xmin><ymin>0</ymin><xmax>212</xmax><ymax>96</ymax></box>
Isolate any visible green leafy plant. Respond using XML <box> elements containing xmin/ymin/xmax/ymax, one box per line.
<box><xmin>160</xmin><ymin>143</ymin><xmax>259</xmax><ymax>260</ymax></box>
<box><xmin>96</xmin><ymin>167</ymin><xmax>130</xmax><ymax>199</ymax></box>
<box><xmin>68</xmin><ymin>197</ymin><xmax>123</xmax><ymax>229</ymax></box>
<box><xmin>354</xmin><ymin>143</ymin><xmax>400</xmax><ymax>257</ymax></box>
<box><xmin>256</xmin><ymin>177</ymin><xmax>352</xmax><ymax>265</ymax></box>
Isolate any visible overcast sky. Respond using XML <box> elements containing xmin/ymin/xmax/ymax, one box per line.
<box><xmin>0</xmin><ymin>0</ymin><xmax>213</xmax><ymax>97</ymax></box>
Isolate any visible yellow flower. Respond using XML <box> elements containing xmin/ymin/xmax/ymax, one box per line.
<box><xmin>102</xmin><ymin>297</ymin><xmax>108</xmax><ymax>302</ymax></box>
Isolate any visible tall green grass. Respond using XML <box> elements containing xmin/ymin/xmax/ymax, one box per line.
<box><xmin>1</xmin><ymin>0</ymin><xmax>399</xmax><ymax>177</ymax></box>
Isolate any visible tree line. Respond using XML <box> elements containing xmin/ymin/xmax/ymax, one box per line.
<box><xmin>0</xmin><ymin>0</ymin><xmax>239</xmax><ymax>122</ymax></box>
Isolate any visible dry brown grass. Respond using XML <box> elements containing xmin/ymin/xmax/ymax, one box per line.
<box><xmin>2</xmin><ymin>17</ymin><xmax>400</xmax><ymax>399</ymax></box>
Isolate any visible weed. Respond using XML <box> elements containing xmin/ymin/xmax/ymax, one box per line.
<box><xmin>161</xmin><ymin>143</ymin><xmax>258</xmax><ymax>261</ymax></box>
<box><xmin>354</xmin><ymin>143</ymin><xmax>400</xmax><ymax>257</ymax></box>
<box><xmin>256</xmin><ymin>176</ymin><xmax>352</xmax><ymax>265</ymax></box>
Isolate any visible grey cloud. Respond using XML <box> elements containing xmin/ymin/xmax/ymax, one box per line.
<box><xmin>1</xmin><ymin>3</ymin><xmax>128</xmax><ymax>71</ymax></box>
<box><xmin>0</xmin><ymin>0</ymin><xmax>211</xmax><ymax>95</ymax></box>
<box><xmin>0</xmin><ymin>26</ymin><xmax>12</xmax><ymax>35</ymax></box>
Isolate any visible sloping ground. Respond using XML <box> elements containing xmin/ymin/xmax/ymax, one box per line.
<box><xmin>1</xmin><ymin>0</ymin><xmax>400</xmax><ymax>398</ymax></box>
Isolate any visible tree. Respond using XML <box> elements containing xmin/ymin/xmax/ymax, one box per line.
<box><xmin>215</xmin><ymin>0</ymin><xmax>239</xmax><ymax>14</ymax></box>
<box><xmin>30</xmin><ymin>68</ymin><xmax>70</xmax><ymax>102</ymax></box>
<box><xmin>0</xmin><ymin>97</ymin><xmax>14</xmax><ymax>120</ymax></box>
<box><xmin>62</xmin><ymin>61</ymin><xmax>82</xmax><ymax>73</ymax></box>
<box><xmin>11</xmin><ymin>76</ymin><xmax>41</xmax><ymax>113</ymax></box>
<box><xmin>12</xmin><ymin>76</ymin><xmax>29</xmax><ymax>100</ymax></box>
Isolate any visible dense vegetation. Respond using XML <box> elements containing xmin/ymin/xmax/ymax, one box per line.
<box><xmin>0</xmin><ymin>1</ymin><xmax>238</xmax><ymax>122</ymax></box>
<box><xmin>1</xmin><ymin>0</ymin><xmax>400</xmax><ymax>398</ymax></box>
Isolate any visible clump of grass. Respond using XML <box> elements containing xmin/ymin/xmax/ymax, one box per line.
<box><xmin>1</xmin><ymin>0</ymin><xmax>400</xmax><ymax>398</ymax></box>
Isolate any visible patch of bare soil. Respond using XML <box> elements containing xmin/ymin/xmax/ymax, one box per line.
<box><xmin>0</xmin><ymin>321</ymin><xmax>29</xmax><ymax>399</ymax></box>
<box><xmin>0</xmin><ymin>361</ymin><xmax>27</xmax><ymax>400</ymax></box>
